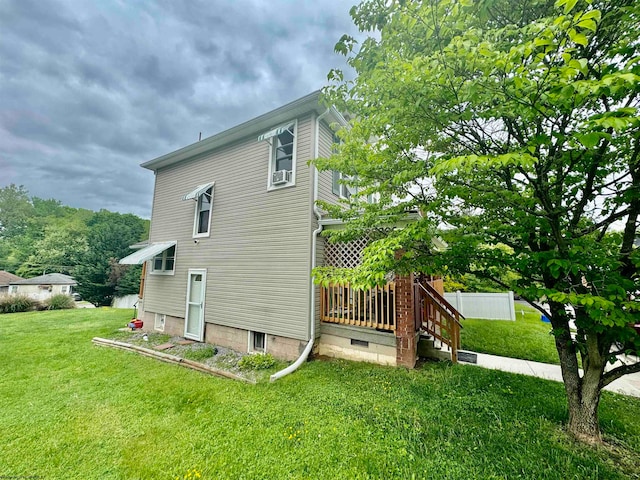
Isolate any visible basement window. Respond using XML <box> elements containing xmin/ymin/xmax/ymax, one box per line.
<box><xmin>249</xmin><ymin>331</ymin><xmax>266</xmax><ymax>353</ymax></box>
<box><xmin>154</xmin><ymin>313</ymin><xmax>166</xmax><ymax>332</ymax></box>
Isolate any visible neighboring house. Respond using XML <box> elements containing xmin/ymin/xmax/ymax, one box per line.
<box><xmin>9</xmin><ymin>273</ymin><xmax>77</xmax><ymax>301</ymax></box>
<box><xmin>121</xmin><ymin>91</ymin><xmax>460</xmax><ymax>367</ymax></box>
<box><xmin>0</xmin><ymin>271</ymin><xmax>24</xmax><ymax>295</ymax></box>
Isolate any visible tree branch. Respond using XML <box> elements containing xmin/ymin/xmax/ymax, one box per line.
<box><xmin>601</xmin><ymin>360</ymin><xmax>640</xmax><ymax>388</ymax></box>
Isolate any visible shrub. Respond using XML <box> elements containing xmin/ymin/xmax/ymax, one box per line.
<box><xmin>45</xmin><ymin>294</ymin><xmax>76</xmax><ymax>310</ymax></box>
<box><xmin>238</xmin><ymin>353</ymin><xmax>276</xmax><ymax>370</ymax></box>
<box><xmin>0</xmin><ymin>295</ymin><xmax>39</xmax><ymax>314</ymax></box>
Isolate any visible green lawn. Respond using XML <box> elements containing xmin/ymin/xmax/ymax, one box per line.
<box><xmin>1</xmin><ymin>309</ymin><xmax>639</xmax><ymax>479</ymax></box>
<box><xmin>461</xmin><ymin>303</ymin><xmax>561</xmax><ymax>364</ymax></box>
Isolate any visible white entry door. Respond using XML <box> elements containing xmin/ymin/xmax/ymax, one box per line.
<box><xmin>184</xmin><ymin>269</ymin><xmax>206</xmax><ymax>341</ymax></box>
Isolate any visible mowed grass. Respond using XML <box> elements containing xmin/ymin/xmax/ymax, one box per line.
<box><xmin>1</xmin><ymin>309</ymin><xmax>639</xmax><ymax>479</ymax></box>
<box><xmin>461</xmin><ymin>303</ymin><xmax>561</xmax><ymax>364</ymax></box>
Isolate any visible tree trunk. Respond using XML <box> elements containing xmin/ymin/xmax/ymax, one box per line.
<box><xmin>550</xmin><ymin>303</ymin><xmax>605</xmax><ymax>444</ymax></box>
<box><xmin>566</xmin><ymin>385</ymin><xmax>602</xmax><ymax>445</ymax></box>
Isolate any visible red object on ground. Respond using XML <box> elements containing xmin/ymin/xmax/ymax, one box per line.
<box><xmin>132</xmin><ymin>319</ymin><xmax>143</xmax><ymax>329</ymax></box>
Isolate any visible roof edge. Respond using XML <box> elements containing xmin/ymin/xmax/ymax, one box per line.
<box><xmin>142</xmin><ymin>90</ymin><xmax>346</xmax><ymax>172</ymax></box>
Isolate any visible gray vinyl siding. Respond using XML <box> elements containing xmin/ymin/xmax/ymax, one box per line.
<box><xmin>144</xmin><ymin>114</ymin><xmax>315</xmax><ymax>340</ymax></box>
<box><xmin>317</xmin><ymin>120</ymin><xmax>342</xmax><ymax>206</ymax></box>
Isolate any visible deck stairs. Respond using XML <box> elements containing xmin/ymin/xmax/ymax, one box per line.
<box><xmin>414</xmin><ymin>280</ymin><xmax>464</xmax><ymax>362</ymax></box>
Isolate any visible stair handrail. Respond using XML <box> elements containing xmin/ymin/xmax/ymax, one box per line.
<box><xmin>416</xmin><ymin>281</ymin><xmax>465</xmax><ymax>326</ymax></box>
<box><xmin>416</xmin><ymin>281</ymin><xmax>463</xmax><ymax>363</ymax></box>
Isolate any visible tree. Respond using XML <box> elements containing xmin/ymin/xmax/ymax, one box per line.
<box><xmin>74</xmin><ymin>211</ymin><xmax>147</xmax><ymax>306</ymax></box>
<box><xmin>0</xmin><ymin>184</ymin><xmax>34</xmax><ymax>239</ymax></box>
<box><xmin>317</xmin><ymin>0</ymin><xmax>640</xmax><ymax>443</ymax></box>
<box><xmin>16</xmin><ymin>222</ymin><xmax>89</xmax><ymax>277</ymax></box>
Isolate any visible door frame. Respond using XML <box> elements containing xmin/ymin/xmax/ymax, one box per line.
<box><xmin>184</xmin><ymin>268</ymin><xmax>207</xmax><ymax>341</ymax></box>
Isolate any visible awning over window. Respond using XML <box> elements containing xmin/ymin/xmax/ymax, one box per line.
<box><xmin>182</xmin><ymin>182</ymin><xmax>214</xmax><ymax>201</ymax></box>
<box><xmin>257</xmin><ymin>123</ymin><xmax>292</xmax><ymax>142</ymax></box>
<box><xmin>119</xmin><ymin>241</ymin><xmax>176</xmax><ymax>265</ymax></box>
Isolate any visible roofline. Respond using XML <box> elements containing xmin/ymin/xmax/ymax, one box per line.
<box><xmin>11</xmin><ymin>280</ymin><xmax>77</xmax><ymax>285</ymax></box>
<box><xmin>141</xmin><ymin>90</ymin><xmax>348</xmax><ymax>172</ymax></box>
<box><xmin>319</xmin><ymin>212</ymin><xmax>422</xmax><ymax>228</ymax></box>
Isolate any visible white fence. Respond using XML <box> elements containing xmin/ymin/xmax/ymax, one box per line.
<box><xmin>444</xmin><ymin>291</ymin><xmax>515</xmax><ymax>321</ymax></box>
<box><xmin>112</xmin><ymin>294</ymin><xmax>139</xmax><ymax>309</ymax></box>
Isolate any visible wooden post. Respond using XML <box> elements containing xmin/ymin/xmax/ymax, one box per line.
<box><xmin>138</xmin><ymin>262</ymin><xmax>147</xmax><ymax>299</ymax></box>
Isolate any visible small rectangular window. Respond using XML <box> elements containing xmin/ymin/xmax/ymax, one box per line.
<box><xmin>154</xmin><ymin>313</ymin><xmax>166</xmax><ymax>332</ymax></box>
<box><xmin>333</xmin><ymin>171</ymin><xmax>355</xmax><ymax>199</ymax></box>
<box><xmin>250</xmin><ymin>331</ymin><xmax>266</xmax><ymax>353</ymax></box>
<box><xmin>332</xmin><ymin>170</ymin><xmax>341</xmax><ymax>196</ymax></box>
<box><xmin>151</xmin><ymin>245</ymin><xmax>176</xmax><ymax>274</ymax></box>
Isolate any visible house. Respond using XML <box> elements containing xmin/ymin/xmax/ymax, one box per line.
<box><xmin>121</xmin><ymin>91</ymin><xmax>460</xmax><ymax>368</ymax></box>
<box><xmin>0</xmin><ymin>271</ymin><xmax>24</xmax><ymax>295</ymax></box>
<box><xmin>9</xmin><ymin>273</ymin><xmax>77</xmax><ymax>301</ymax></box>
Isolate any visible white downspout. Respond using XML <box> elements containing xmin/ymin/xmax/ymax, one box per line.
<box><xmin>270</xmin><ymin>108</ymin><xmax>331</xmax><ymax>382</ymax></box>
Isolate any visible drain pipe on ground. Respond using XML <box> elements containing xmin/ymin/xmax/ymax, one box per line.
<box><xmin>270</xmin><ymin>108</ymin><xmax>331</xmax><ymax>382</ymax></box>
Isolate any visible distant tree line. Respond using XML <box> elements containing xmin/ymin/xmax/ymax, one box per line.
<box><xmin>0</xmin><ymin>184</ymin><xmax>149</xmax><ymax>306</ymax></box>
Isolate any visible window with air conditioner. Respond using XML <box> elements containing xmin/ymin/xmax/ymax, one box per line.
<box><xmin>267</xmin><ymin>121</ymin><xmax>296</xmax><ymax>189</ymax></box>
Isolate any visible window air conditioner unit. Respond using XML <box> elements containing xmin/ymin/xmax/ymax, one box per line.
<box><xmin>272</xmin><ymin>169</ymin><xmax>292</xmax><ymax>185</ymax></box>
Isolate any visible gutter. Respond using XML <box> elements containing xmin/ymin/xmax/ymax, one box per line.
<box><xmin>270</xmin><ymin>108</ymin><xmax>332</xmax><ymax>382</ymax></box>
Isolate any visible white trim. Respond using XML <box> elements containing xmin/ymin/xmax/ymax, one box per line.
<box><xmin>182</xmin><ymin>182</ymin><xmax>215</xmax><ymax>201</ymax></box>
<box><xmin>247</xmin><ymin>330</ymin><xmax>267</xmax><ymax>353</ymax></box>
<box><xmin>154</xmin><ymin>313</ymin><xmax>166</xmax><ymax>332</ymax></box>
<box><xmin>149</xmin><ymin>243</ymin><xmax>177</xmax><ymax>276</ymax></box>
<box><xmin>142</xmin><ymin>92</ymin><xmax>348</xmax><ymax>172</ymax></box>
<box><xmin>257</xmin><ymin>124</ymin><xmax>291</xmax><ymax>142</ymax></box>
<box><xmin>184</xmin><ymin>269</ymin><xmax>207</xmax><ymax>341</ymax></box>
<box><xmin>266</xmin><ymin>119</ymin><xmax>297</xmax><ymax>191</ymax></box>
<box><xmin>192</xmin><ymin>185</ymin><xmax>214</xmax><ymax>238</ymax></box>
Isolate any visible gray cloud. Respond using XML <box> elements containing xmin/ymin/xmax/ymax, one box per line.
<box><xmin>0</xmin><ymin>0</ymin><xmax>362</xmax><ymax>218</ymax></box>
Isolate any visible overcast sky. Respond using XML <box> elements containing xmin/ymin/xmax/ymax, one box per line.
<box><xmin>0</xmin><ymin>0</ymin><xmax>361</xmax><ymax>218</ymax></box>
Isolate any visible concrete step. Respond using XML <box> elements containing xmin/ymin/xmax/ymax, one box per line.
<box><xmin>417</xmin><ymin>333</ymin><xmax>451</xmax><ymax>361</ymax></box>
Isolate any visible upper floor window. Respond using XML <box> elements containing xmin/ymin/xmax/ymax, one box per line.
<box><xmin>332</xmin><ymin>171</ymin><xmax>356</xmax><ymax>199</ymax></box>
<box><xmin>332</xmin><ymin>171</ymin><xmax>378</xmax><ymax>204</ymax></box>
<box><xmin>182</xmin><ymin>182</ymin><xmax>215</xmax><ymax>238</ymax></box>
<box><xmin>194</xmin><ymin>187</ymin><xmax>213</xmax><ymax>237</ymax></box>
<box><xmin>152</xmin><ymin>245</ymin><xmax>176</xmax><ymax>274</ymax></box>
<box><xmin>259</xmin><ymin>121</ymin><xmax>297</xmax><ymax>189</ymax></box>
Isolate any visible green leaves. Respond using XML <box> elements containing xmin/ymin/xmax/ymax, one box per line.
<box><xmin>556</xmin><ymin>0</ymin><xmax>579</xmax><ymax>14</ymax></box>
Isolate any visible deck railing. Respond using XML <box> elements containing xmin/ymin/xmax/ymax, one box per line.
<box><xmin>320</xmin><ymin>282</ymin><xmax>396</xmax><ymax>331</ymax></box>
<box><xmin>415</xmin><ymin>281</ymin><xmax>463</xmax><ymax>362</ymax></box>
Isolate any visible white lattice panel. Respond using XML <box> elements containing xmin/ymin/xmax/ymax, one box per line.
<box><xmin>324</xmin><ymin>236</ymin><xmax>370</xmax><ymax>268</ymax></box>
